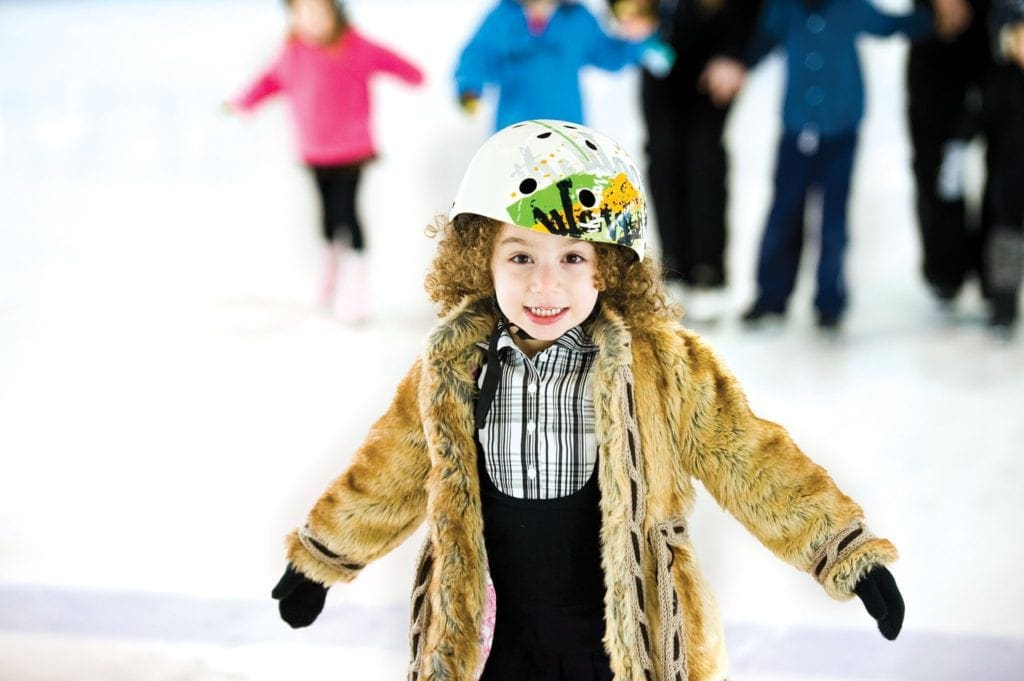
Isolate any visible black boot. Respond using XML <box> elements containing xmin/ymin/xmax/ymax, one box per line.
<box><xmin>741</xmin><ymin>302</ymin><xmax>785</xmax><ymax>327</ymax></box>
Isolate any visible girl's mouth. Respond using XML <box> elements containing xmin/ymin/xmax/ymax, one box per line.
<box><xmin>524</xmin><ymin>306</ymin><xmax>568</xmax><ymax>325</ymax></box>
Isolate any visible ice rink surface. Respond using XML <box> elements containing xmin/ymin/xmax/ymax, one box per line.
<box><xmin>1</xmin><ymin>0</ymin><xmax>1022</xmax><ymax>679</ymax></box>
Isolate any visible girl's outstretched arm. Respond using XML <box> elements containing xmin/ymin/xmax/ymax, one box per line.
<box><xmin>454</xmin><ymin>9</ymin><xmax>502</xmax><ymax>104</ymax></box>
<box><xmin>233</xmin><ymin>56</ymin><xmax>285</xmax><ymax>111</ymax></box>
<box><xmin>361</xmin><ymin>33</ymin><xmax>425</xmax><ymax>85</ymax></box>
<box><xmin>674</xmin><ymin>330</ymin><xmax>899</xmax><ymax>603</ymax></box>
<box><xmin>283</xmin><ymin>359</ymin><xmax>432</xmax><ymax>586</ymax></box>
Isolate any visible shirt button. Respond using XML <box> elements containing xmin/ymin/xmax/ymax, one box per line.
<box><xmin>527</xmin><ymin>382</ymin><xmax>537</xmax><ymax>395</ymax></box>
<box><xmin>805</xmin><ymin>52</ymin><xmax>824</xmax><ymax>71</ymax></box>
<box><xmin>806</xmin><ymin>14</ymin><xmax>825</xmax><ymax>33</ymax></box>
<box><xmin>527</xmin><ymin>465</ymin><xmax>537</xmax><ymax>480</ymax></box>
<box><xmin>805</xmin><ymin>86</ymin><xmax>825</xmax><ymax>106</ymax></box>
<box><xmin>526</xmin><ymin>420</ymin><xmax>536</xmax><ymax>434</ymax></box>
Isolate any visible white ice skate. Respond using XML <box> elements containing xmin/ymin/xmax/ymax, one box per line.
<box><xmin>683</xmin><ymin>285</ymin><xmax>728</xmax><ymax>325</ymax></box>
<box><xmin>334</xmin><ymin>251</ymin><xmax>373</xmax><ymax>325</ymax></box>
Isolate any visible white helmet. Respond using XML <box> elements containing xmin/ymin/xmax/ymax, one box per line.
<box><xmin>450</xmin><ymin>120</ymin><xmax>647</xmax><ymax>260</ymax></box>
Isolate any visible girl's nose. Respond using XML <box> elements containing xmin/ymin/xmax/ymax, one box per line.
<box><xmin>529</xmin><ymin>261</ymin><xmax>560</xmax><ymax>291</ymax></box>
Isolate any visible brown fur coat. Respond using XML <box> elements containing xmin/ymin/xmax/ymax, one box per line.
<box><xmin>284</xmin><ymin>296</ymin><xmax>898</xmax><ymax>681</ymax></box>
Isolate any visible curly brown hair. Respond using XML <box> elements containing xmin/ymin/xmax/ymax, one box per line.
<box><xmin>424</xmin><ymin>214</ymin><xmax>680</xmax><ymax>324</ymax></box>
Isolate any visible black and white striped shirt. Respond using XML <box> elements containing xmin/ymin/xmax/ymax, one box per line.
<box><xmin>476</xmin><ymin>323</ymin><xmax>598</xmax><ymax>499</ymax></box>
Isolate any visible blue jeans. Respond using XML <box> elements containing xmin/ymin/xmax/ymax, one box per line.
<box><xmin>754</xmin><ymin>129</ymin><xmax>858</xmax><ymax>319</ymax></box>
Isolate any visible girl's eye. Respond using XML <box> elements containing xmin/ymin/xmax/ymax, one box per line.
<box><xmin>511</xmin><ymin>254</ymin><xmax>532</xmax><ymax>264</ymax></box>
<box><xmin>564</xmin><ymin>253</ymin><xmax>586</xmax><ymax>264</ymax></box>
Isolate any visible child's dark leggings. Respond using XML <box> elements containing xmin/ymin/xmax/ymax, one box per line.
<box><xmin>310</xmin><ymin>163</ymin><xmax>364</xmax><ymax>250</ymax></box>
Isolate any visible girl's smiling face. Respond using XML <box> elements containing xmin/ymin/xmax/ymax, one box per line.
<box><xmin>490</xmin><ymin>223</ymin><xmax>599</xmax><ymax>356</ymax></box>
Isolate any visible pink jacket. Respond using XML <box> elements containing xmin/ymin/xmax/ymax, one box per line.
<box><xmin>235</xmin><ymin>30</ymin><xmax>423</xmax><ymax>165</ymax></box>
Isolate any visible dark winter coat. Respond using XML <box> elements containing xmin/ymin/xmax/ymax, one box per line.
<box><xmin>748</xmin><ymin>0</ymin><xmax>933</xmax><ymax>136</ymax></box>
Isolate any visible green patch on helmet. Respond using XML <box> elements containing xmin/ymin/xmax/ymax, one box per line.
<box><xmin>505</xmin><ymin>172</ymin><xmax>610</xmax><ymax>236</ymax></box>
<box><xmin>504</xmin><ymin>171</ymin><xmax>644</xmax><ymax>260</ymax></box>
<box><xmin>507</xmin><ymin>171</ymin><xmax>602</xmax><ymax>227</ymax></box>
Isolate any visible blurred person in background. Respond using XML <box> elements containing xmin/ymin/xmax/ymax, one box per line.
<box><xmin>227</xmin><ymin>0</ymin><xmax>423</xmax><ymax>321</ymax></box>
<box><xmin>736</xmin><ymin>0</ymin><xmax>939</xmax><ymax>332</ymax></box>
<box><xmin>629</xmin><ymin>0</ymin><xmax>763</xmax><ymax>324</ymax></box>
<box><xmin>454</xmin><ymin>0</ymin><xmax>675</xmax><ymax>130</ymax></box>
<box><xmin>980</xmin><ymin>0</ymin><xmax>1024</xmax><ymax>336</ymax></box>
<box><xmin>906</xmin><ymin>0</ymin><xmax>990</xmax><ymax>311</ymax></box>
<box><xmin>918</xmin><ymin>0</ymin><xmax>1023</xmax><ymax>339</ymax></box>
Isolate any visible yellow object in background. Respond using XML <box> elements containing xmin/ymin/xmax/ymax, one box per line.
<box><xmin>459</xmin><ymin>91</ymin><xmax>480</xmax><ymax>114</ymax></box>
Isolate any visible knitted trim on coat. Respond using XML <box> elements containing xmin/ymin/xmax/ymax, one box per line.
<box><xmin>810</xmin><ymin>519</ymin><xmax>876</xmax><ymax>586</ymax></box>
<box><xmin>650</xmin><ymin>517</ymin><xmax>689</xmax><ymax>681</ymax></box>
<box><xmin>407</xmin><ymin>537</ymin><xmax>434</xmax><ymax>681</ymax></box>
<box><xmin>618</xmin><ymin>368</ymin><xmax>657</xmax><ymax>680</ymax></box>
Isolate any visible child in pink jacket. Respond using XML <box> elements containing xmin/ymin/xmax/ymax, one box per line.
<box><xmin>230</xmin><ymin>0</ymin><xmax>423</xmax><ymax>319</ymax></box>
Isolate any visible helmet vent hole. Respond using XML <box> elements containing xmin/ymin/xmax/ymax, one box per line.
<box><xmin>518</xmin><ymin>178</ymin><xmax>538</xmax><ymax>194</ymax></box>
<box><xmin>578</xmin><ymin>189</ymin><xmax>596</xmax><ymax>207</ymax></box>
<box><xmin>537</xmin><ymin>132</ymin><xmax>552</xmax><ymax>139</ymax></box>
<box><xmin>563</xmin><ymin>124</ymin><xmax>577</xmax><ymax>129</ymax></box>
<box><xmin>585</xmin><ymin>140</ymin><xmax>598</xmax><ymax>150</ymax></box>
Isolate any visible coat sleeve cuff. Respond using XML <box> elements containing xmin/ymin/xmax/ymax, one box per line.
<box><xmin>811</xmin><ymin>519</ymin><xmax>899</xmax><ymax>601</ymax></box>
<box><xmin>284</xmin><ymin>526</ymin><xmax>364</xmax><ymax>586</ymax></box>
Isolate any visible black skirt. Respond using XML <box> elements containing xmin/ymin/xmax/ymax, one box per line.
<box><xmin>477</xmin><ymin>446</ymin><xmax>612</xmax><ymax>681</ymax></box>
<box><xmin>480</xmin><ymin>602</ymin><xmax>613</xmax><ymax>681</ymax></box>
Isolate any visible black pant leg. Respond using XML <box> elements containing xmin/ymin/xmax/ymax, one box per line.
<box><xmin>907</xmin><ymin>45</ymin><xmax>972</xmax><ymax>293</ymax></box>
<box><xmin>756</xmin><ymin>132</ymin><xmax>812</xmax><ymax>311</ymax></box>
<box><xmin>981</xmin><ymin>66</ymin><xmax>1024</xmax><ymax>322</ymax></box>
<box><xmin>680</xmin><ymin>96</ymin><xmax>730</xmax><ymax>287</ymax></box>
<box><xmin>337</xmin><ymin>169</ymin><xmax>364</xmax><ymax>251</ymax></box>
<box><xmin>642</xmin><ymin>77</ymin><xmax>687</xmax><ymax>282</ymax></box>
<box><xmin>311</xmin><ymin>166</ymin><xmax>335</xmax><ymax>243</ymax></box>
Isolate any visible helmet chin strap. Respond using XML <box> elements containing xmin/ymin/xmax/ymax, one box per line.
<box><xmin>510</xmin><ymin>324</ymin><xmax>535</xmax><ymax>341</ymax></box>
<box><xmin>489</xmin><ymin>297</ymin><xmax>535</xmax><ymax>340</ymax></box>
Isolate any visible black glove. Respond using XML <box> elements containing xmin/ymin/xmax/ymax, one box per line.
<box><xmin>271</xmin><ymin>564</ymin><xmax>328</xmax><ymax>628</ymax></box>
<box><xmin>853</xmin><ymin>566</ymin><xmax>904</xmax><ymax>640</ymax></box>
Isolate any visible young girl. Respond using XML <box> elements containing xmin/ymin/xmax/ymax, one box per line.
<box><xmin>229</xmin><ymin>0</ymin><xmax>423</xmax><ymax>318</ymax></box>
<box><xmin>270</xmin><ymin>120</ymin><xmax>904</xmax><ymax>681</ymax></box>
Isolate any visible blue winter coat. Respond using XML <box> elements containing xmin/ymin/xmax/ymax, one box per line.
<box><xmin>748</xmin><ymin>0</ymin><xmax>933</xmax><ymax>137</ymax></box>
<box><xmin>455</xmin><ymin>0</ymin><xmax>652</xmax><ymax>129</ymax></box>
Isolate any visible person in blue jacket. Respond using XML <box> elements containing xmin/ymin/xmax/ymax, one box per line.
<box><xmin>454</xmin><ymin>0</ymin><xmax>673</xmax><ymax>130</ymax></box>
<box><xmin>738</xmin><ymin>0</ymin><xmax>936</xmax><ymax>330</ymax></box>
